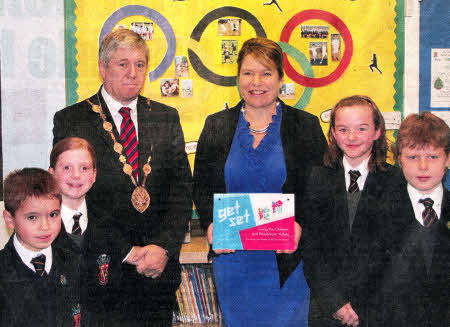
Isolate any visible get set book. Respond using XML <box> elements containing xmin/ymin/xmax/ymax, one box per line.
<box><xmin>212</xmin><ymin>193</ymin><xmax>295</xmax><ymax>251</ymax></box>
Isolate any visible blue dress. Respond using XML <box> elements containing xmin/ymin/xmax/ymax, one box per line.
<box><xmin>213</xmin><ymin>103</ymin><xmax>310</xmax><ymax>327</ymax></box>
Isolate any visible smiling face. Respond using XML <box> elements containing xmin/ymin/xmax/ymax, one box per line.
<box><xmin>331</xmin><ymin>104</ymin><xmax>381</xmax><ymax>167</ymax></box>
<box><xmin>399</xmin><ymin>145</ymin><xmax>450</xmax><ymax>194</ymax></box>
<box><xmin>4</xmin><ymin>196</ymin><xmax>61</xmax><ymax>252</ymax></box>
<box><xmin>99</xmin><ymin>46</ymin><xmax>147</xmax><ymax>105</ymax></box>
<box><xmin>49</xmin><ymin>149</ymin><xmax>96</xmax><ymax>210</ymax></box>
<box><xmin>238</xmin><ymin>55</ymin><xmax>283</xmax><ymax>111</ymax></box>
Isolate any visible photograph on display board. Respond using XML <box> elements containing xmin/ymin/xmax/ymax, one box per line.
<box><xmin>160</xmin><ymin>78</ymin><xmax>179</xmax><ymax>97</ymax></box>
<box><xmin>221</xmin><ymin>40</ymin><xmax>238</xmax><ymax>64</ymax></box>
<box><xmin>181</xmin><ymin>79</ymin><xmax>193</xmax><ymax>98</ymax></box>
<box><xmin>218</xmin><ymin>18</ymin><xmax>241</xmax><ymax>36</ymax></box>
<box><xmin>301</xmin><ymin>25</ymin><xmax>329</xmax><ymax>39</ymax></box>
<box><xmin>174</xmin><ymin>56</ymin><xmax>189</xmax><ymax>78</ymax></box>
<box><xmin>130</xmin><ymin>22</ymin><xmax>153</xmax><ymax>41</ymax></box>
<box><xmin>309</xmin><ymin>42</ymin><xmax>328</xmax><ymax>66</ymax></box>
<box><xmin>279</xmin><ymin>83</ymin><xmax>295</xmax><ymax>99</ymax></box>
<box><xmin>330</xmin><ymin>34</ymin><xmax>341</xmax><ymax>61</ymax></box>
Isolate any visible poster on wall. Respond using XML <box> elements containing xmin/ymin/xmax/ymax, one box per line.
<box><xmin>66</xmin><ymin>0</ymin><xmax>404</xmax><ymax>166</ymax></box>
<box><xmin>430</xmin><ymin>48</ymin><xmax>450</xmax><ymax>108</ymax></box>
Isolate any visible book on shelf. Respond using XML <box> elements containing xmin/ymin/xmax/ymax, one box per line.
<box><xmin>173</xmin><ymin>265</ymin><xmax>222</xmax><ymax>325</ymax></box>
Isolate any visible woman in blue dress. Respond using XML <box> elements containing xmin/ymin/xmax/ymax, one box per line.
<box><xmin>193</xmin><ymin>37</ymin><xmax>327</xmax><ymax>326</ymax></box>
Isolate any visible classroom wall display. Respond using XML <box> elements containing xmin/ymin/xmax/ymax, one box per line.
<box><xmin>65</xmin><ymin>0</ymin><xmax>404</xmax><ymax>166</ymax></box>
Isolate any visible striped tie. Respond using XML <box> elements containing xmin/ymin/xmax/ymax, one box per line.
<box><xmin>31</xmin><ymin>254</ymin><xmax>47</xmax><ymax>277</ymax></box>
<box><xmin>348</xmin><ymin>170</ymin><xmax>361</xmax><ymax>193</ymax></box>
<box><xmin>72</xmin><ymin>212</ymin><xmax>82</xmax><ymax>235</ymax></box>
<box><xmin>119</xmin><ymin>107</ymin><xmax>138</xmax><ymax>180</ymax></box>
<box><xmin>419</xmin><ymin>198</ymin><xmax>438</xmax><ymax>228</ymax></box>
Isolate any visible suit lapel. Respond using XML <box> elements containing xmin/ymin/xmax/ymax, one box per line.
<box><xmin>136</xmin><ymin>96</ymin><xmax>153</xmax><ymax>183</ymax></box>
<box><xmin>335</xmin><ymin>167</ymin><xmax>351</xmax><ymax>236</ymax></box>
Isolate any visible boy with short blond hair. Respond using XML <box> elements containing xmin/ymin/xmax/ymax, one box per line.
<box><xmin>373</xmin><ymin>112</ymin><xmax>449</xmax><ymax>327</ymax></box>
<box><xmin>0</xmin><ymin>168</ymin><xmax>81</xmax><ymax>327</ymax></box>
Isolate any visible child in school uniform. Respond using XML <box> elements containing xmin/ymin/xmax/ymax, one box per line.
<box><xmin>373</xmin><ymin>112</ymin><xmax>450</xmax><ymax>327</ymax></box>
<box><xmin>301</xmin><ymin>95</ymin><xmax>401</xmax><ymax>327</ymax></box>
<box><xmin>0</xmin><ymin>168</ymin><xmax>82</xmax><ymax>327</ymax></box>
<box><xmin>49</xmin><ymin>137</ymin><xmax>146</xmax><ymax>326</ymax></box>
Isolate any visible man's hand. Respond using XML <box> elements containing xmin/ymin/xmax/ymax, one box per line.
<box><xmin>125</xmin><ymin>245</ymin><xmax>169</xmax><ymax>279</ymax></box>
<box><xmin>333</xmin><ymin>302</ymin><xmax>359</xmax><ymax>327</ymax></box>
<box><xmin>276</xmin><ymin>222</ymin><xmax>301</xmax><ymax>254</ymax></box>
<box><xmin>207</xmin><ymin>223</ymin><xmax>235</xmax><ymax>254</ymax></box>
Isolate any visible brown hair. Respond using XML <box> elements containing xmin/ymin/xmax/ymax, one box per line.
<box><xmin>393</xmin><ymin>112</ymin><xmax>450</xmax><ymax>160</ymax></box>
<box><xmin>50</xmin><ymin>137</ymin><xmax>96</xmax><ymax>169</ymax></box>
<box><xmin>237</xmin><ymin>37</ymin><xmax>284</xmax><ymax>79</ymax></box>
<box><xmin>99</xmin><ymin>28</ymin><xmax>149</xmax><ymax>66</ymax></box>
<box><xmin>324</xmin><ymin>95</ymin><xmax>388</xmax><ymax>171</ymax></box>
<box><xmin>4</xmin><ymin>168</ymin><xmax>61</xmax><ymax>216</ymax></box>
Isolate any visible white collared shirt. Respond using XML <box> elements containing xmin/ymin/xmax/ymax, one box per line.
<box><xmin>407</xmin><ymin>183</ymin><xmax>443</xmax><ymax>226</ymax></box>
<box><xmin>61</xmin><ymin>200</ymin><xmax>88</xmax><ymax>235</ymax></box>
<box><xmin>342</xmin><ymin>156</ymin><xmax>370</xmax><ymax>191</ymax></box>
<box><xmin>13</xmin><ymin>234</ymin><xmax>52</xmax><ymax>274</ymax></box>
<box><xmin>101</xmin><ymin>86</ymin><xmax>139</xmax><ymax>139</ymax></box>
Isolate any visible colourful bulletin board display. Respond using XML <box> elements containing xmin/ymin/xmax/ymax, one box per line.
<box><xmin>65</xmin><ymin>0</ymin><xmax>404</xmax><ymax>168</ymax></box>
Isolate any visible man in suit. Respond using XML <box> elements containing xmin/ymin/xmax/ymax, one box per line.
<box><xmin>53</xmin><ymin>29</ymin><xmax>192</xmax><ymax>326</ymax></box>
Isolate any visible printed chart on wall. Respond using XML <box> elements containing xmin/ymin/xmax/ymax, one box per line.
<box><xmin>65</xmin><ymin>0</ymin><xmax>404</xmax><ymax>166</ymax></box>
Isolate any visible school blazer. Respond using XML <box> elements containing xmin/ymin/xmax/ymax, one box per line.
<box><xmin>53</xmin><ymin>88</ymin><xmax>192</xmax><ymax>260</ymax></box>
<box><xmin>0</xmin><ymin>235</ymin><xmax>81</xmax><ymax>327</ymax></box>
<box><xmin>54</xmin><ymin>199</ymin><xmax>132</xmax><ymax>326</ymax></box>
<box><xmin>372</xmin><ymin>181</ymin><xmax>450</xmax><ymax>327</ymax></box>
<box><xmin>193</xmin><ymin>99</ymin><xmax>327</xmax><ymax>286</ymax></box>
<box><xmin>301</xmin><ymin>163</ymin><xmax>401</xmax><ymax>325</ymax></box>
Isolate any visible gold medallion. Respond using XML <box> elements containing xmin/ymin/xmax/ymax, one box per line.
<box><xmin>92</xmin><ymin>105</ymin><xmax>101</xmax><ymax>113</ymax></box>
<box><xmin>143</xmin><ymin>163</ymin><xmax>151</xmax><ymax>175</ymax></box>
<box><xmin>131</xmin><ymin>186</ymin><xmax>150</xmax><ymax>213</ymax></box>
<box><xmin>103</xmin><ymin>121</ymin><xmax>112</xmax><ymax>132</ymax></box>
<box><xmin>123</xmin><ymin>164</ymin><xmax>133</xmax><ymax>176</ymax></box>
<box><xmin>119</xmin><ymin>155</ymin><xmax>127</xmax><ymax>163</ymax></box>
<box><xmin>114</xmin><ymin>143</ymin><xmax>123</xmax><ymax>154</ymax></box>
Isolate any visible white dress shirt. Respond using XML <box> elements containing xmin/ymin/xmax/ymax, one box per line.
<box><xmin>101</xmin><ymin>86</ymin><xmax>139</xmax><ymax>139</ymax></box>
<box><xmin>407</xmin><ymin>183</ymin><xmax>443</xmax><ymax>226</ymax></box>
<box><xmin>342</xmin><ymin>156</ymin><xmax>370</xmax><ymax>191</ymax></box>
<box><xmin>14</xmin><ymin>234</ymin><xmax>52</xmax><ymax>274</ymax></box>
<box><xmin>61</xmin><ymin>200</ymin><xmax>88</xmax><ymax>235</ymax></box>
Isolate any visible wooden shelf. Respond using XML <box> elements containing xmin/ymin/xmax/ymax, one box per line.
<box><xmin>179</xmin><ymin>236</ymin><xmax>210</xmax><ymax>264</ymax></box>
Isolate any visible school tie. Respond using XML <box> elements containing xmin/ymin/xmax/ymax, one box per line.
<box><xmin>419</xmin><ymin>198</ymin><xmax>438</xmax><ymax>228</ymax></box>
<box><xmin>348</xmin><ymin>170</ymin><xmax>361</xmax><ymax>193</ymax></box>
<box><xmin>119</xmin><ymin>107</ymin><xmax>139</xmax><ymax>181</ymax></box>
<box><xmin>72</xmin><ymin>212</ymin><xmax>82</xmax><ymax>235</ymax></box>
<box><xmin>31</xmin><ymin>254</ymin><xmax>47</xmax><ymax>277</ymax></box>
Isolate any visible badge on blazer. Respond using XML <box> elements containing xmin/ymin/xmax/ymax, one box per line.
<box><xmin>72</xmin><ymin>304</ymin><xmax>81</xmax><ymax>327</ymax></box>
<box><xmin>60</xmin><ymin>274</ymin><xmax>67</xmax><ymax>285</ymax></box>
<box><xmin>97</xmin><ymin>254</ymin><xmax>111</xmax><ymax>286</ymax></box>
<box><xmin>447</xmin><ymin>221</ymin><xmax>450</xmax><ymax>230</ymax></box>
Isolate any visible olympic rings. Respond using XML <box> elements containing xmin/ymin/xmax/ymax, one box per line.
<box><xmin>99</xmin><ymin>5</ymin><xmax>176</xmax><ymax>82</ymax></box>
<box><xmin>188</xmin><ymin>6</ymin><xmax>266</xmax><ymax>87</ymax></box>
<box><xmin>280</xmin><ymin>9</ymin><xmax>353</xmax><ymax>88</ymax></box>
<box><xmin>277</xmin><ymin>42</ymin><xmax>314</xmax><ymax>110</ymax></box>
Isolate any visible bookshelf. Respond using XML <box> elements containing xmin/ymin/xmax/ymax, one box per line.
<box><xmin>174</xmin><ymin>235</ymin><xmax>222</xmax><ymax>326</ymax></box>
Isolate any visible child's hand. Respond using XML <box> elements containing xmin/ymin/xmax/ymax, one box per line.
<box><xmin>333</xmin><ymin>302</ymin><xmax>359</xmax><ymax>326</ymax></box>
<box><xmin>207</xmin><ymin>223</ymin><xmax>235</xmax><ymax>254</ymax></box>
<box><xmin>276</xmin><ymin>222</ymin><xmax>301</xmax><ymax>254</ymax></box>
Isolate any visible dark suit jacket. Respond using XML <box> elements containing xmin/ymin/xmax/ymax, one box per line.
<box><xmin>301</xmin><ymin>163</ymin><xmax>402</xmax><ymax>327</ymax></box>
<box><xmin>192</xmin><ymin>99</ymin><xmax>327</xmax><ymax>286</ymax></box>
<box><xmin>0</xmin><ymin>235</ymin><xmax>81</xmax><ymax>327</ymax></box>
<box><xmin>53</xmin><ymin>89</ymin><xmax>192</xmax><ymax>261</ymax></box>
<box><xmin>371</xmin><ymin>181</ymin><xmax>450</xmax><ymax>327</ymax></box>
<box><xmin>54</xmin><ymin>198</ymin><xmax>132</xmax><ymax>326</ymax></box>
